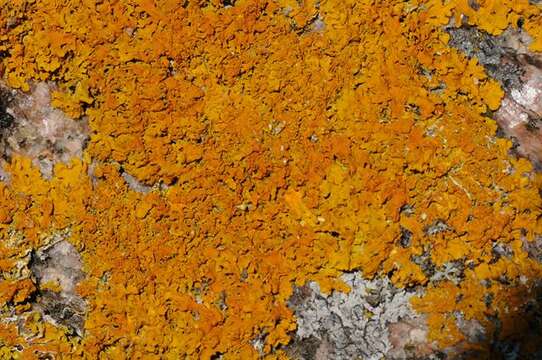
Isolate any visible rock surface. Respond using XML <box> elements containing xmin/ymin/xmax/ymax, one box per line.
<box><xmin>0</xmin><ymin>82</ymin><xmax>88</xmax><ymax>178</ymax></box>
<box><xmin>30</xmin><ymin>239</ymin><xmax>86</xmax><ymax>336</ymax></box>
<box><xmin>448</xmin><ymin>25</ymin><xmax>542</xmax><ymax>169</ymax></box>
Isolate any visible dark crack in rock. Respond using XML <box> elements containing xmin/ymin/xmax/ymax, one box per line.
<box><xmin>30</xmin><ymin>240</ymin><xmax>86</xmax><ymax>336</ymax></box>
<box><xmin>399</xmin><ymin>226</ymin><xmax>413</xmax><ymax>248</ymax></box>
<box><xmin>0</xmin><ymin>81</ymin><xmax>89</xmax><ymax>179</ymax></box>
<box><xmin>0</xmin><ymin>87</ymin><xmax>14</xmax><ymax>130</ymax></box>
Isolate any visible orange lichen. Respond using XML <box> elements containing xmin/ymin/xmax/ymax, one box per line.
<box><xmin>1</xmin><ymin>0</ymin><xmax>542</xmax><ymax>358</ymax></box>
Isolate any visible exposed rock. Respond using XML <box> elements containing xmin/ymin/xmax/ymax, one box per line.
<box><xmin>121</xmin><ymin>170</ymin><xmax>153</xmax><ymax>194</ymax></box>
<box><xmin>388</xmin><ymin>316</ymin><xmax>439</xmax><ymax>359</ymax></box>
<box><xmin>447</xmin><ymin>25</ymin><xmax>542</xmax><ymax>169</ymax></box>
<box><xmin>455</xmin><ymin>312</ymin><xmax>486</xmax><ymax>343</ymax></box>
<box><xmin>522</xmin><ymin>235</ymin><xmax>542</xmax><ymax>263</ymax></box>
<box><xmin>0</xmin><ymin>82</ymin><xmax>88</xmax><ymax>178</ymax></box>
<box><xmin>30</xmin><ymin>240</ymin><xmax>86</xmax><ymax>336</ymax></box>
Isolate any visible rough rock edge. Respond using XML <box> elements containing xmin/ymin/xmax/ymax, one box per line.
<box><xmin>30</xmin><ymin>239</ymin><xmax>86</xmax><ymax>337</ymax></box>
<box><xmin>447</xmin><ymin>23</ymin><xmax>542</xmax><ymax>169</ymax></box>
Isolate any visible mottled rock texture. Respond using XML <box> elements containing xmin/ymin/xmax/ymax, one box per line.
<box><xmin>30</xmin><ymin>240</ymin><xmax>86</xmax><ymax>336</ymax></box>
<box><xmin>0</xmin><ymin>82</ymin><xmax>88</xmax><ymax>178</ymax></box>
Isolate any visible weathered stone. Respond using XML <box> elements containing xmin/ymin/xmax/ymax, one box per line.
<box><xmin>30</xmin><ymin>240</ymin><xmax>86</xmax><ymax>336</ymax></box>
<box><xmin>0</xmin><ymin>82</ymin><xmax>88</xmax><ymax>178</ymax></box>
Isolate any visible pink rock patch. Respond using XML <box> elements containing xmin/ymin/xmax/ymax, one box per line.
<box><xmin>0</xmin><ymin>82</ymin><xmax>88</xmax><ymax>178</ymax></box>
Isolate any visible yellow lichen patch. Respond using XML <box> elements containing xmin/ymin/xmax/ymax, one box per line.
<box><xmin>1</xmin><ymin>0</ymin><xmax>542</xmax><ymax>357</ymax></box>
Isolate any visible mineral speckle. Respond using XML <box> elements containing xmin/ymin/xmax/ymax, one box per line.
<box><xmin>0</xmin><ymin>82</ymin><xmax>88</xmax><ymax>178</ymax></box>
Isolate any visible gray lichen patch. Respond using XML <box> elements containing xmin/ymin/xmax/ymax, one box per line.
<box><xmin>424</xmin><ymin>219</ymin><xmax>452</xmax><ymax>237</ymax></box>
<box><xmin>410</xmin><ymin>250</ymin><xmax>466</xmax><ymax>285</ymax></box>
<box><xmin>287</xmin><ymin>273</ymin><xmax>438</xmax><ymax>360</ymax></box>
<box><xmin>0</xmin><ymin>81</ymin><xmax>88</xmax><ymax>179</ymax></box>
<box><xmin>30</xmin><ymin>240</ymin><xmax>86</xmax><ymax>336</ymax></box>
<box><xmin>447</xmin><ymin>25</ymin><xmax>525</xmax><ymax>90</ymax></box>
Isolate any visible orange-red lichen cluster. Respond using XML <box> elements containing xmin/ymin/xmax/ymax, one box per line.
<box><xmin>1</xmin><ymin>0</ymin><xmax>542</xmax><ymax>358</ymax></box>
